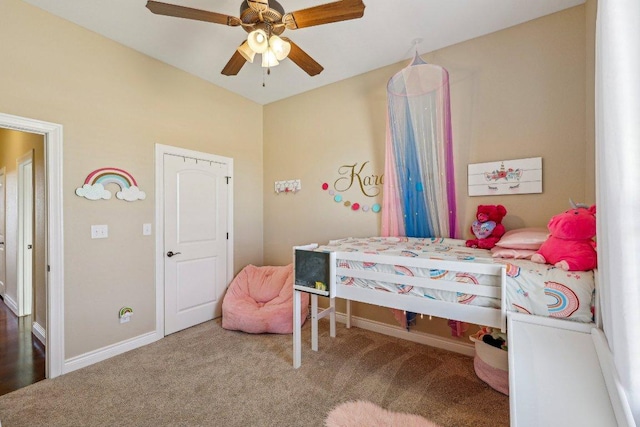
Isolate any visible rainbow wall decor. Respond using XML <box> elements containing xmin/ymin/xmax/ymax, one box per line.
<box><xmin>76</xmin><ymin>167</ymin><xmax>146</xmax><ymax>202</ymax></box>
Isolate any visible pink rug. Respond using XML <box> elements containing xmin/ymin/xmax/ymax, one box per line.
<box><xmin>325</xmin><ymin>401</ymin><xmax>441</xmax><ymax>427</ymax></box>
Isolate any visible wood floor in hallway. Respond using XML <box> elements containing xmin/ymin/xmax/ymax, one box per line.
<box><xmin>0</xmin><ymin>298</ymin><xmax>45</xmax><ymax>396</ymax></box>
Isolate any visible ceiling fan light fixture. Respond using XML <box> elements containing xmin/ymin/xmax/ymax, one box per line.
<box><xmin>247</xmin><ymin>29</ymin><xmax>269</xmax><ymax>53</ymax></box>
<box><xmin>269</xmin><ymin>35</ymin><xmax>291</xmax><ymax>61</ymax></box>
<box><xmin>262</xmin><ymin>48</ymin><xmax>280</xmax><ymax>67</ymax></box>
<box><xmin>237</xmin><ymin>41</ymin><xmax>256</xmax><ymax>63</ymax></box>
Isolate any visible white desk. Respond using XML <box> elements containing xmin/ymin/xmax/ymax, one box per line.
<box><xmin>508</xmin><ymin>312</ymin><xmax>634</xmax><ymax>427</ymax></box>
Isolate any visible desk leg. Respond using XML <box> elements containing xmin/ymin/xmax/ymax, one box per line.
<box><xmin>330</xmin><ymin>297</ymin><xmax>336</xmax><ymax>338</ymax></box>
<box><xmin>311</xmin><ymin>294</ymin><xmax>319</xmax><ymax>351</ymax></box>
<box><xmin>293</xmin><ymin>290</ymin><xmax>301</xmax><ymax>368</ymax></box>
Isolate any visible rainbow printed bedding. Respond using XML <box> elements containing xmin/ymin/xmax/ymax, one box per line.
<box><xmin>316</xmin><ymin>237</ymin><xmax>595</xmax><ymax>323</ymax></box>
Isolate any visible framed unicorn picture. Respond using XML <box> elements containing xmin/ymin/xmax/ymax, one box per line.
<box><xmin>467</xmin><ymin>157</ymin><xmax>542</xmax><ymax>196</ymax></box>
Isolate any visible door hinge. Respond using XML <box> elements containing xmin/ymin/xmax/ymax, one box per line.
<box><xmin>226</xmin><ymin>232</ymin><xmax>229</xmax><ymax>240</ymax></box>
<box><xmin>226</xmin><ymin>176</ymin><xmax>231</xmax><ymax>184</ymax></box>
<box><xmin>47</xmin><ymin>265</ymin><xmax>50</xmax><ymax>272</ymax></box>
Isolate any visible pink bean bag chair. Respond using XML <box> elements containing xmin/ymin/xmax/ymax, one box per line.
<box><xmin>222</xmin><ymin>264</ymin><xmax>309</xmax><ymax>334</ymax></box>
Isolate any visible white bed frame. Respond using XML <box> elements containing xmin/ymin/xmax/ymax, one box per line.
<box><xmin>291</xmin><ymin>244</ymin><xmax>636</xmax><ymax>427</ymax></box>
<box><xmin>292</xmin><ymin>244</ymin><xmax>507</xmax><ymax>368</ymax></box>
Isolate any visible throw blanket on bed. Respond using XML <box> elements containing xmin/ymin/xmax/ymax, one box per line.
<box><xmin>316</xmin><ymin>237</ymin><xmax>595</xmax><ymax>323</ymax></box>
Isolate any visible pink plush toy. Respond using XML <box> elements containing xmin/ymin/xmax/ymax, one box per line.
<box><xmin>531</xmin><ymin>205</ymin><xmax>597</xmax><ymax>271</ymax></box>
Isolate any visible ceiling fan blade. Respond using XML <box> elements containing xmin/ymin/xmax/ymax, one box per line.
<box><xmin>283</xmin><ymin>0</ymin><xmax>365</xmax><ymax>30</ymax></box>
<box><xmin>146</xmin><ymin>1</ymin><xmax>241</xmax><ymax>26</ymax></box>
<box><xmin>283</xmin><ymin>38</ymin><xmax>324</xmax><ymax>76</ymax></box>
<box><xmin>221</xmin><ymin>50</ymin><xmax>247</xmax><ymax>76</ymax></box>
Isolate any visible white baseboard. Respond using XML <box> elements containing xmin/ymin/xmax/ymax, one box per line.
<box><xmin>3</xmin><ymin>294</ymin><xmax>19</xmax><ymax>316</ymax></box>
<box><xmin>333</xmin><ymin>312</ymin><xmax>475</xmax><ymax>357</ymax></box>
<box><xmin>63</xmin><ymin>330</ymin><xmax>162</xmax><ymax>374</ymax></box>
<box><xmin>32</xmin><ymin>321</ymin><xmax>46</xmax><ymax>346</ymax></box>
<box><xmin>3</xmin><ymin>296</ymin><xmax>47</xmax><ymax>346</ymax></box>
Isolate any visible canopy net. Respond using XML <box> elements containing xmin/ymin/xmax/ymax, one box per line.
<box><xmin>382</xmin><ymin>54</ymin><xmax>461</xmax><ymax>333</ymax></box>
<box><xmin>382</xmin><ymin>54</ymin><xmax>458</xmax><ymax>239</ymax></box>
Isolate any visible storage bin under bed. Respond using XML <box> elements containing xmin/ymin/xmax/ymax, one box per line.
<box><xmin>471</xmin><ymin>336</ymin><xmax>509</xmax><ymax>395</ymax></box>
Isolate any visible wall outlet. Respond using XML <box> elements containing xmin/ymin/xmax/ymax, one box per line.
<box><xmin>119</xmin><ymin>307</ymin><xmax>133</xmax><ymax>324</ymax></box>
<box><xmin>91</xmin><ymin>224</ymin><xmax>108</xmax><ymax>239</ymax></box>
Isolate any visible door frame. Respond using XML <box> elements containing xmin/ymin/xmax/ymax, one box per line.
<box><xmin>0</xmin><ymin>166</ymin><xmax>6</xmax><ymax>297</ymax></box>
<box><xmin>0</xmin><ymin>112</ymin><xmax>64</xmax><ymax>379</ymax></box>
<box><xmin>17</xmin><ymin>150</ymin><xmax>34</xmax><ymax>317</ymax></box>
<box><xmin>154</xmin><ymin>143</ymin><xmax>233</xmax><ymax>336</ymax></box>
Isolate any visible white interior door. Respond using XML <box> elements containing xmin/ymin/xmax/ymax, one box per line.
<box><xmin>163</xmin><ymin>153</ymin><xmax>230</xmax><ymax>335</ymax></box>
<box><xmin>0</xmin><ymin>167</ymin><xmax>5</xmax><ymax>297</ymax></box>
<box><xmin>17</xmin><ymin>151</ymin><xmax>33</xmax><ymax>317</ymax></box>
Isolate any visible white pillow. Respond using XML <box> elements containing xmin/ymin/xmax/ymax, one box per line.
<box><xmin>495</xmin><ymin>228</ymin><xmax>549</xmax><ymax>250</ymax></box>
<box><xmin>491</xmin><ymin>247</ymin><xmax>537</xmax><ymax>259</ymax></box>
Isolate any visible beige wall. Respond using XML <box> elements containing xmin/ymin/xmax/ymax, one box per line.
<box><xmin>264</xmin><ymin>5</ymin><xmax>593</xmax><ymax>336</ymax></box>
<box><xmin>0</xmin><ymin>129</ymin><xmax>46</xmax><ymax>331</ymax></box>
<box><xmin>0</xmin><ymin>0</ymin><xmax>263</xmax><ymax>358</ymax></box>
<box><xmin>0</xmin><ymin>0</ymin><xmax>594</xmax><ymax>360</ymax></box>
<box><xmin>585</xmin><ymin>0</ymin><xmax>597</xmax><ymax>203</ymax></box>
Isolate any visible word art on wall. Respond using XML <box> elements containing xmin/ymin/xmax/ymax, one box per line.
<box><xmin>468</xmin><ymin>157</ymin><xmax>542</xmax><ymax>196</ymax></box>
<box><xmin>322</xmin><ymin>161</ymin><xmax>383</xmax><ymax>213</ymax></box>
<box><xmin>76</xmin><ymin>167</ymin><xmax>146</xmax><ymax>202</ymax></box>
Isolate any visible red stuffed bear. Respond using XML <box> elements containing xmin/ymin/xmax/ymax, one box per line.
<box><xmin>465</xmin><ymin>205</ymin><xmax>508</xmax><ymax>249</ymax></box>
<box><xmin>531</xmin><ymin>205</ymin><xmax>597</xmax><ymax>271</ymax></box>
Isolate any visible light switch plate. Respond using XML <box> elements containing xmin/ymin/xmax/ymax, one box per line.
<box><xmin>91</xmin><ymin>224</ymin><xmax>108</xmax><ymax>239</ymax></box>
<box><xmin>143</xmin><ymin>223</ymin><xmax>152</xmax><ymax>236</ymax></box>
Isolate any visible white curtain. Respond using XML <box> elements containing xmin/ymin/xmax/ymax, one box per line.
<box><xmin>595</xmin><ymin>0</ymin><xmax>640</xmax><ymax>423</ymax></box>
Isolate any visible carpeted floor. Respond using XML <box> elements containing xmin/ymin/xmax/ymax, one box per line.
<box><xmin>0</xmin><ymin>319</ymin><xmax>509</xmax><ymax>426</ymax></box>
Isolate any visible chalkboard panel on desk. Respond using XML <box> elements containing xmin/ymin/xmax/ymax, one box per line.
<box><xmin>294</xmin><ymin>249</ymin><xmax>331</xmax><ymax>296</ymax></box>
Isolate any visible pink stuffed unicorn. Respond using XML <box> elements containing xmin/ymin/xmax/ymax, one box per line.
<box><xmin>531</xmin><ymin>203</ymin><xmax>597</xmax><ymax>271</ymax></box>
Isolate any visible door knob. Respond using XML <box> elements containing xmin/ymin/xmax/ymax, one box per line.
<box><xmin>166</xmin><ymin>251</ymin><xmax>181</xmax><ymax>258</ymax></box>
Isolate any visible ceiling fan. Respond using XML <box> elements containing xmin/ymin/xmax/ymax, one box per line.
<box><xmin>145</xmin><ymin>0</ymin><xmax>366</xmax><ymax>76</ymax></box>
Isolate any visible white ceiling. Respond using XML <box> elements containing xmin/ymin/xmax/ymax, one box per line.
<box><xmin>22</xmin><ymin>0</ymin><xmax>585</xmax><ymax>105</ymax></box>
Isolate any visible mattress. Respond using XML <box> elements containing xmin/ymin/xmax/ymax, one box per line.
<box><xmin>316</xmin><ymin>237</ymin><xmax>595</xmax><ymax>323</ymax></box>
